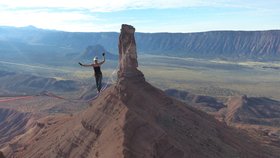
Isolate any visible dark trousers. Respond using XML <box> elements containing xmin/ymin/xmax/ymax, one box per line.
<box><xmin>95</xmin><ymin>73</ymin><xmax>102</xmax><ymax>92</ymax></box>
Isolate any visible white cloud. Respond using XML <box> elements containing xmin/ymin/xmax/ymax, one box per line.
<box><xmin>0</xmin><ymin>8</ymin><xmax>99</xmax><ymax>31</ymax></box>
<box><xmin>0</xmin><ymin>0</ymin><xmax>278</xmax><ymax>32</ymax></box>
<box><xmin>0</xmin><ymin>0</ymin><xmax>230</xmax><ymax>12</ymax></box>
<box><xmin>0</xmin><ymin>0</ymin><xmax>212</xmax><ymax>31</ymax></box>
<box><xmin>1</xmin><ymin>0</ymin><xmax>279</xmax><ymax>12</ymax></box>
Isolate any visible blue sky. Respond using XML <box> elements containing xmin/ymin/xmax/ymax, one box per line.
<box><xmin>0</xmin><ymin>0</ymin><xmax>279</xmax><ymax>32</ymax></box>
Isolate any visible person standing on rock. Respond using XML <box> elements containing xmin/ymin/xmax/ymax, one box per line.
<box><xmin>79</xmin><ymin>53</ymin><xmax>106</xmax><ymax>92</ymax></box>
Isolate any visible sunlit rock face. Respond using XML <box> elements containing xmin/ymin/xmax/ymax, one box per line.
<box><xmin>118</xmin><ymin>24</ymin><xmax>144</xmax><ymax>80</ymax></box>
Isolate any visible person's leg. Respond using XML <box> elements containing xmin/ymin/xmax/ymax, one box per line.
<box><xmin>95</xmin><ymin>75</ymin><xmax>100</xmax><ymax>92</ymax></box>
<box><xmin>98</xmin><ymin>74</ymin><xmax>103</xmax><ymax>92</ymax></box>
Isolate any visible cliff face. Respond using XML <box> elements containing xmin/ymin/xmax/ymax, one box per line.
<box><xmin>118</xmin><ymin>24</ymin><xmax>144</xmax><ymax>79</ymax></box>
<box><xmin>1</xmin><ymin>26</ymin><xmax>279</xmax><ymax>60</ymax></box>
<box><xmin>118</xmin><ymin>25</ymin><xmax>138</xmax><ymax>74</ymax></box>
<box><xmin>136</xmin><ymin>30</ymin><xmax>280</xmax><ymax>60</ymax></box>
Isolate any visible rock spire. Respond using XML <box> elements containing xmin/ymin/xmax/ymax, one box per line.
<box><xmin>118</xmin><ymin>24</ymin><xmax>144</xmax><ymax>80</ymax></box>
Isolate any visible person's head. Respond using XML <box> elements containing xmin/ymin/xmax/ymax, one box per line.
<box><xmin>93</xmin><ymin>56</ymin><xmax>98</xmax><ymax>63</ymax></box>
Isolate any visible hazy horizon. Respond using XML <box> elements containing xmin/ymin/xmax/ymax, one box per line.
<box><xmin>1</xmin><ymin>24</ymin><xmax>280</xmax><ymax>34</ymax></box>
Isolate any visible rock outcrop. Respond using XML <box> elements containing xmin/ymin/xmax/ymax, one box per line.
<box><xmin>118</xmin><ymin>24</ymin><xmax>144</xmax><ymax>80</ymax></box>
<box><xmin>221</xmin><ymin>95</ymin><xmax>280</xmax><ymax>126</ymax></box>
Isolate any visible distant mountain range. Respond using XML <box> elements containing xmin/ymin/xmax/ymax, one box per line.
<box><xmin>79</xmin><ymin>44</ymin><xmax>118</xmax><ymax>60</ymax></box>
<box><xmin>0</xmin><ymin>26</ymin><xmax>280</xmax><ymax>61</ymax></box>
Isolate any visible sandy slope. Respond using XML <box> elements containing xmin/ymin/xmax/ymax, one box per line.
<box><xmin>0</xmin><ymin>108</ymin><xmax>34</xmax><ymax>148</ymax></box>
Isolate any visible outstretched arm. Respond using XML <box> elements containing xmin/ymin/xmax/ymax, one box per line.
<box><xmin>99</xmin><ymin>52</ymin><xmax>106</xmax><ymax>65</ymax></box>
<box><xmin>79</xmin><ymin>62</ymin><xmax>93</xmax><ymax>67</ymax></box>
